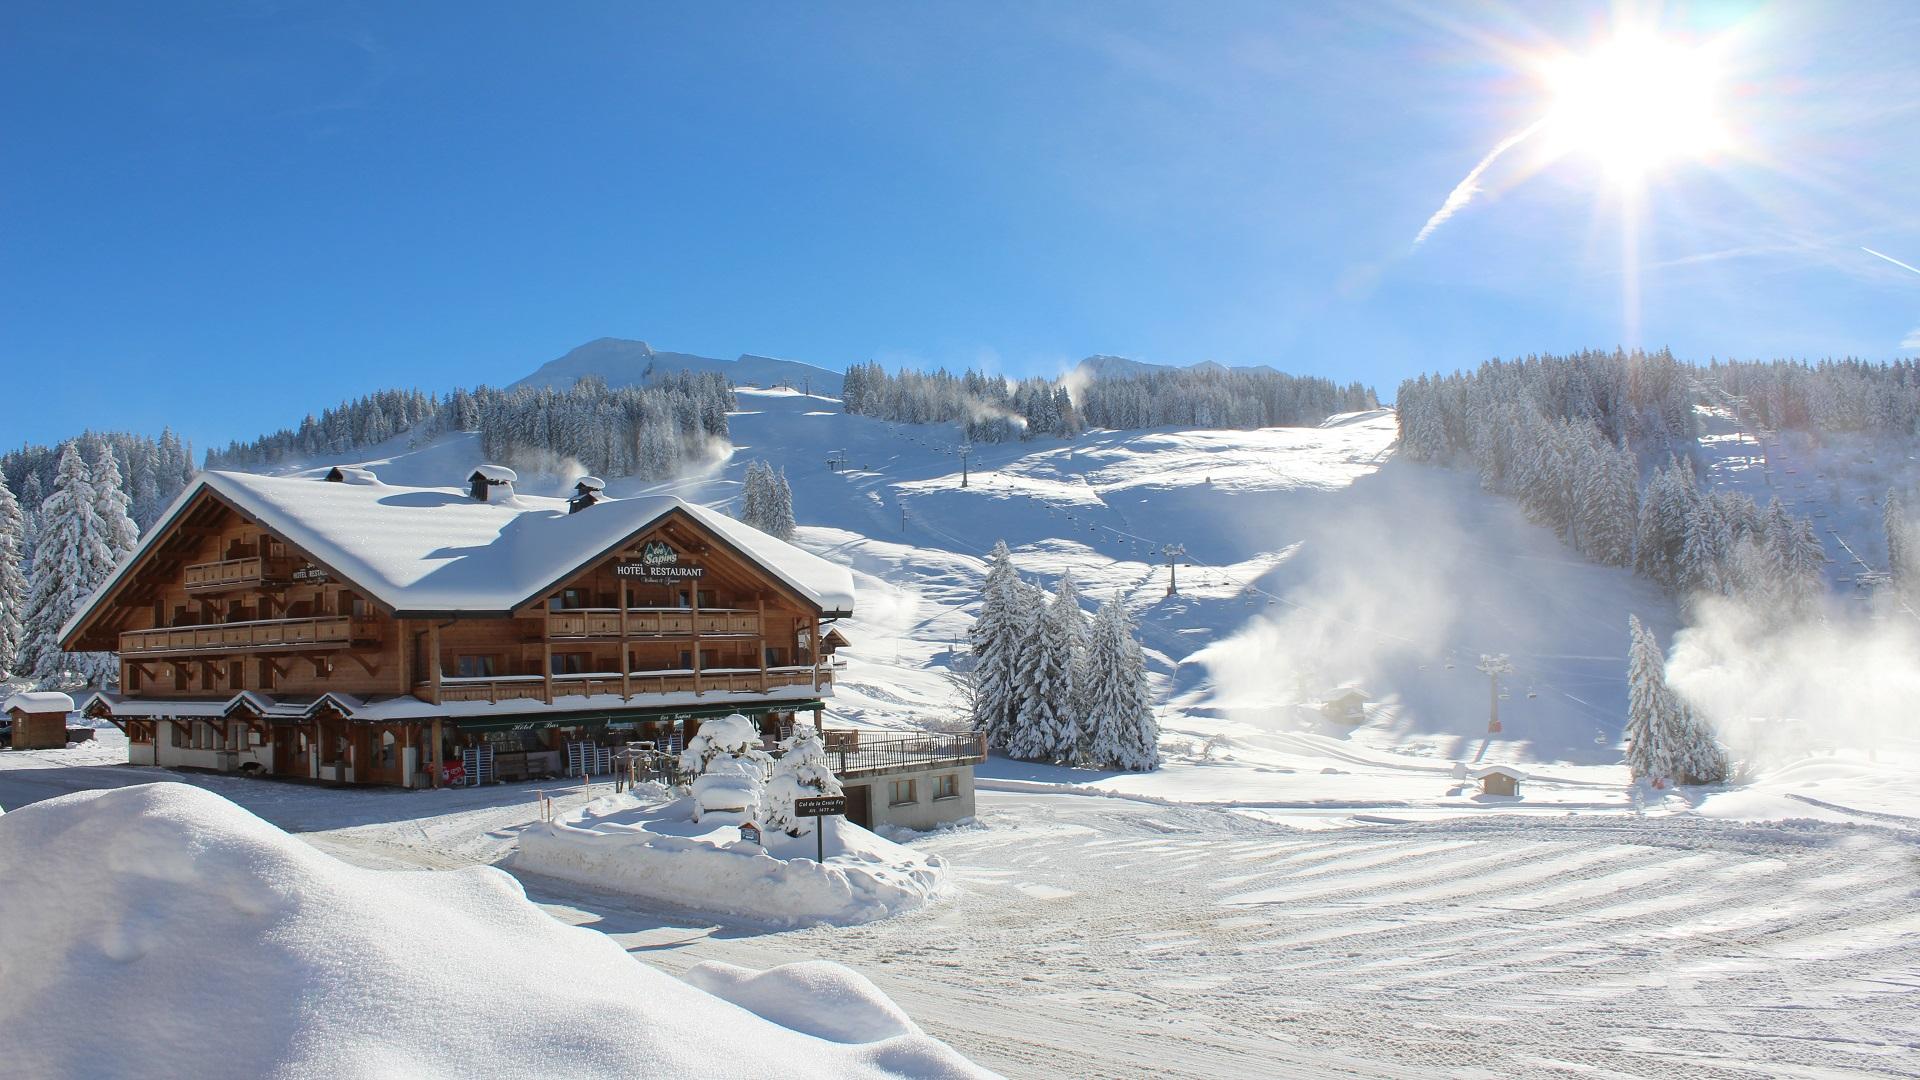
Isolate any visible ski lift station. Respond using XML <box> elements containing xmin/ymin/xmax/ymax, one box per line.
<box><xmin>59</xmin><ymin>464</ymin><xmax>983</xmax><ymax>828</ymax></box>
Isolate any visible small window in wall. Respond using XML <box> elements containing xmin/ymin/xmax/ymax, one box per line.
<box><xmin>455</xmin><ymin>655</ymin><xmax>497</xmax><ymax>678</ymax></box>
<box><xmin>933</xmin><ymin>773</ymin><xmax>959</xmax><ymax>801</ymax></box>
<box><xmin>550</xmin><ymin>653</ymin><xmax>591</xmax><ymax>676</ymax></box>
<box><xmin>228</xmin><ymin>661</ymin><xmax>244</xmax><ymax>689</ymax></box>
<box><xmin>258</xmin><ymin>658</ymin><xmax>276</xmax><ymax>690</ymax></box>
<box><xmin>549</xmin><ymin>588</ymin><xmax>587</xmax><ymax>611</ymax></box>
<box><xmin>889</xmin><ymin>778</ymin><xmax>918</xmax><ymax>807</ymax></box>
<box><xmin>697</xmin><ymin>590</ymin><xmax>716</xmax><ymax>609</ymax></box>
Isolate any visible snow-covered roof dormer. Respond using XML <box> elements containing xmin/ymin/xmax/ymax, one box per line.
<box><xmin>569</xmin><ymin>476</ymin><xmax>607</xmax><ymax>515</ymax></box>
<box><xmin>468</xmin><ymin>465</ymin><xmax>518</xmax><ymax>503</ymax></box>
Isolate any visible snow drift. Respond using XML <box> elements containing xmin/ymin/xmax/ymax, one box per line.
<box><xmin>0</xmin><ymin>783</ymin><xmax>990</xmax><ymax>1080</ymax></box>
<box><xmin>514</xmin><ymin>792</ymin><xmax>948</xmax><ymax>927</ymax></box>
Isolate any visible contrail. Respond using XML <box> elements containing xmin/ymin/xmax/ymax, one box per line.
<box><xmin>1863</xmin><ymin>246</ymin><xmax>1920</xmax><ymax>278</ymax></box>
<box><xmin>1414</xmin><ymin>117</ymin><xmax>1548</xmax><ymax>246</ymax></box>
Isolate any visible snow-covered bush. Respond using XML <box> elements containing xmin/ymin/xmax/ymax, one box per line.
<box><xmin>766</xmin><ymin>724</ymin><xmax>843</xmax><ymax>836</ymax></box>
<box><xmin>678</xmin><ymin>714</ymin><xmax>772</xmax><ymax>825</ymax></box>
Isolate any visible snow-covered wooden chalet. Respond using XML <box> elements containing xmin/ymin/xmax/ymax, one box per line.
<box><xmin>60</xmin><ymin>465</ymin><xmax>859</xmax><ymax>787</ymax></box>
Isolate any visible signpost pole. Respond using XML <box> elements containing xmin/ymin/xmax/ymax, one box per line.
<box><xmin>817</xmin><ymin>811</ymin><xmax>824</xmax><ymax>864</ymax></box>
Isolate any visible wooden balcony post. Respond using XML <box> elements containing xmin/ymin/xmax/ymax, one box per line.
<box><xmin>542</xmin><ymin>602</ymin><xmax>555</xmax><ymax>705</ymax></box>
<box><xmin>757</xmin><ymin>595</ymin><xmax>768</xmax><ymax>693</ymax></box>
<box><xmin>429</xmin><ymin>717</ymin><xmax>443</xmax><ymax>789</ymax></box>
<box><xmin>810</xmin><ymin>615</ymin><xmax>821</xmax><ymax>692</ymax></box>
<box><xmin>619</xmin><ymin>577</ymin><xmax>631</xmax><ymax>701</ymax></box>
<box><xmin>690</xmin><ymin>583</ymin><xmax>703</xmax><ymax>697</ymax></box>
<box><xmin>427</xmin><ymin>621</ymin><xmax>442</xmax><ymax>706</ymax></box>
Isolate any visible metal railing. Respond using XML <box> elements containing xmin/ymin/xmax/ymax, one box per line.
<box><xmin>826</xmin><ymin>732</ymin><xmax>988</xmax><ymax>778</ymax></box>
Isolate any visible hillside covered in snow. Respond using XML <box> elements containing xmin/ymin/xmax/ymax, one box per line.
<box><xmin>250</xmin><ymin>380</ymin><xmax>1919</xmax><ymax>824</ymax></box>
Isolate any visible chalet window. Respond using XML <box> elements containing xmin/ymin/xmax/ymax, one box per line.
<box><xmin>455</xmin><ymin>655</ymin><xmax>498</xmax><ymax>678</ymax></box>
<box><xmin>697</xmin><ymin>590</ymin><xmax>716</xmax><ymax>609</ymax></box>
<box><xmin>126</xmin><ymin>665</ymin><xmax>142</xmax><ymax>692</ymax></box>
<box><xmin>170</xmin><ymin>722</ymin><xmax>185</xmax><ymax>748</ymax></box>
<box><xmin>889</xmin><ymin>778</ymin><xmax>917</xmax><ymax>807</ymax></box>
<box><xmin>228</xmin><ymin>661</ymin><xmax>244</xmax><ymax>688</ymax></box>
<box><xmin>258</xmin><ymin>658</ymin><xmax>276</xmax><ymax>690</ymax></box>
<box><xmin>764</xmin><ymin>647</ymin><xmax>786</xmax><ymax>667</ymax></box>
<box><xmin>549</xmin><ymin>653</ymin><xmax>591</xmax><ymax>676</ymax></box>
<box><xmin>933</xmin><ymin>774</ymin><xmax>959</xmax><ymax>801</ymax></box>
<box><xmin>549</xmin><ymin>588</ymin><xmax>587</xmax><ymax>611</ymax></box>
<box><xmin>378</xmin><ymin>732</ymin><xmax>397</xmax><ymax>768</ymax></box>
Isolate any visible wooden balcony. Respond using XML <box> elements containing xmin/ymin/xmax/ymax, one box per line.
<box><xmin>419</xmin><ymin>664</ymin><xmax>832</xmax><ymax>705</ymax></box>
<box><xmin>183</xmin><ymin>555</ymin><xmax>295</xmax><ymax>594</ymax></box>
<box><xmin>544</xmin><ymin>608</ymin><xmax>761</xmax><ymax>640</ymax></box>
<box><xmin>120</xmin><ymin>616</ymin><xmax>381</xmax><ymax>657</ymax></box>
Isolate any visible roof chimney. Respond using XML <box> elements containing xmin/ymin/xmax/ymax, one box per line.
<box><xmin>468</xmin><ymin>465</ymin><xmax>518</xmax><ymax>503</ymax></box>
<box><xmin>568</xmin><ymin>475</ymin><xmax>607</xmax><ymax>515</ymax></box>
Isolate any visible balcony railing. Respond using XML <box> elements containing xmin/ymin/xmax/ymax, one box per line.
<box><xmin>544</xmin><ymin>608</ymin><xmax>761</xmax><ymax>639</ymax></box>
<box><xmin>826</xmin><ymin>732</ymin><xmax>988</xmax><ymax>779</ymax></box>
<box><xmin>120</xmin><ymin>616</ymin><xmax>380</xmax><ymax>656</ymax></box>
<box><xmin>419</xmin><ymin>664</ymin><xmax>832</xmax><ymax>705</ymax></box>
<box><xmin>182</xmin><ymin>556</ymin><xmax>295</xmax><ymax>593</ymax></box>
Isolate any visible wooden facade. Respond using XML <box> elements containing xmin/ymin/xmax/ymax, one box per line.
<box><xmin>63</xmin><ymin>481</ymin><xmax>847</xmax><ymax>787</ymax></box>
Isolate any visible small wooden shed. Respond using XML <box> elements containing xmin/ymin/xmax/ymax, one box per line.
<box><xmin>1319</xmin><ymin>688</ymin><xmax>1370</xmax><ymax>723</ymax></box>
<box><xmin>1471</xmin><ymin>764</ymin><xmax>1526</xmax><ymax>797</ymax></box>
<box><xmin>5</xmin><ymin>691</ymin><xmax>77</xmax><ymax>751</ymax></box>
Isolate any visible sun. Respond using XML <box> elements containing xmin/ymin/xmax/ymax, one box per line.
<box><xmin>1539</xmin><ymin>32</ymin><xmax>1728</xmax><ymax>182</ymax></box>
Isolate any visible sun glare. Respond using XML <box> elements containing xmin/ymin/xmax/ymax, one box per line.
<box><xmin>1541</xmin><ymin>33</ymin><xmax>1727</xmax><ymax>181</ymax></box>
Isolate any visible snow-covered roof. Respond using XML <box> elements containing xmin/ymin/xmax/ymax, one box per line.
<box><xmin>5</xmin><ymin>691</ymin><xmax>75</xmax><ymax>715</ymax></box>
<box><xmin>1470</xmin><ymin>765</ymin><xmax>1527</xmax><ymax>781</ymax></box>
<box><xmin>470</xmin><ymin>464</ymin><xmax>518</xmax><ymax>482</ymax></box>
<box><xmin>64</xmin><ymin>471</ymin><xmax>856</xmax><ymax>640</ymax></box>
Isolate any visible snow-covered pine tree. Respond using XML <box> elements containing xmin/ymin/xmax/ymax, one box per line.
<box><xmin>1005</xmin><ymin>578</ymin><xmax>1066</xmax><ymax>762</ymax></box>
<box><xmin>1677</xmin><ymin>499</ymin><xmax>1730</xmax><ymax>598</ymax></box>
<box><xmin>0</xmin><ymin>467</ymin><xmax>27</xmax><ymax>679</ymax></box>
<box><xmin>1885</xmin><ymin>488</ymin><xmax>1913</xmax><ymax>593</ymax></box>
<box><xmin>90</xmin><ymin>445</ymin><xmax>141</xmax><ymax>559</ymax></box>
<box><xmin>767</xmin><ymin>466</ymin><xmax>795</xmax><ymax>541</ymax></box>
<box><xmin>968</xmin><ymin>541</ymin><xmax>1023</xmax><ymax>750</ymax></box>
<box><xmin>740</xmin><ymin>460</ymin><xmax>769</xmax><ymax>528</ymax></box>
<box><xmin>1624</xmin><ymin>615</ymin><xmax>1675</xmax><ymax>785</ymax></box>
<box><xmin>18</xmin><ymin>443</ymin><xmax>120</xmax><ymax>687</ymax></box>
<box><xmin>1076</xmin><ymin>599</ymin><xmax>1160</xmax><ymax>770</ymax></box>
<box><xmin>1669</xmin><ymin>699</ymin><xmax>1730</xmax><ymax>786</ymax></box>
<box><xmin>1576</xmin><ymin>442</ymin><xmax>1638</xmax><ymax>568</ymax></box>
<box><xmin>765</xmin><ymin>723</ymin><xmax>844</xmax><ymax>836</ymax></box>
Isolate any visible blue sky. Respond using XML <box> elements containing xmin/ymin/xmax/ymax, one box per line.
<box><xmin>3</xmin><ymin>1</ymin><xmax>1918</xmax><ymax>455</ymax></box>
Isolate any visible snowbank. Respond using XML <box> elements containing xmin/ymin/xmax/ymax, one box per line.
<box><xmin>0</xmin><ymin>783</ymin><xmax>991</xmax><ymax>1079</ymax></box>
<box><xmin>514</xmin><ymin>792</ymin><xmax>947</xmax><ymax>927</ymax></box>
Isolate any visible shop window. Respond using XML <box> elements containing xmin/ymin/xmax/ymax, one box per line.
<box><xmin>455</xmin><ymin>655</ymin><xmax>498</xmax><ymax>678</ymax></box>
<box><xmin>889</xmin><ymin>778</ymin><xmax>918</xmax><ymax>807</ymax></box>
<box><xmin>933</xmin><ymin>774</ymin><xmax>959</xmax><ymax>801</ymax></box>
<box><xmin>379</xmin><ymin>731</ymin><xmax>397</xmax><ymax>768</ymax></box>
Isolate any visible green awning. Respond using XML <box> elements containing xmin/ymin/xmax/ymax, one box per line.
<box><xmin>447</xmin><ymin>698</ymin><xmax>823</xmax><ymax>733</ymax></box>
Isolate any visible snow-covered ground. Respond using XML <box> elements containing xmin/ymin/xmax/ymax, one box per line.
<box><xmin>0</xmin><ymin>781</ymin><xmax>991</xmax><ymax>1079</ymax></box>
<box><xmin>3</xmin><ymin>759</ymin><xmax>1913</xmax><ymax>1078</ymax></box>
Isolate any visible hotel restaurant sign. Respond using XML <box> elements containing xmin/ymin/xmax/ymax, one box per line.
<box><xmin>615</xmin><ymin>540</ymin><xmax>705</xmax><ymax>580</ymax></box>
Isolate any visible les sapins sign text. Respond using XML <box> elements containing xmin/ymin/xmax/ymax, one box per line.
<box><xmin>615</xmin><ymin>540</ymin><xmax>705</xmax><ymax>580</ymax></box>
